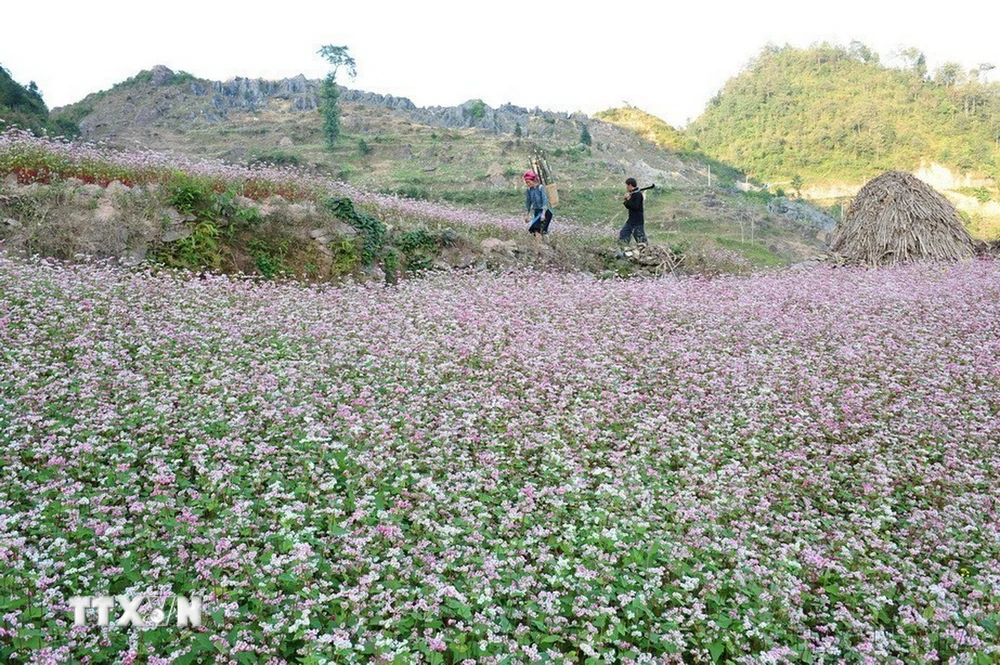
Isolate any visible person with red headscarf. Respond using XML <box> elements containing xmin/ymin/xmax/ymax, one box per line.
<box><xmin>523</xmin><ymin>171</ymin><xmax>553</xmax><ymax>237</ymax></box>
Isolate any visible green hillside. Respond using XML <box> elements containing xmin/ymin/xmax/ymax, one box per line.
<box><xmin>687</xmin><ymin>43</ymin><xmax>1000</xmax><ymax>185</ymax></box>
<box><xmin>8</xmin><ymin>61</ymin><xmax>851</xmax><ymax>263</ymax></box>
<box><xmin>0</xmin><ymin>65</ymin><xmax>78</xmax><ymax>137</ymax></box>
<box><xmin>46</xmin><ymin>66</ymin><xmax>841</xmax><ymax>263</ymax></box>
<box><xmin>594</xmin><ymin>107</ymin><xmax>690</xmax><ymax>151</ymax></box>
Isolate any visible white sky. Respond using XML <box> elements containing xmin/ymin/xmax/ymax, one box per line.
<box><xmin>2</xmin><ymin>1</ymin><xmax>997</xmax><ymax>128</ymax></box>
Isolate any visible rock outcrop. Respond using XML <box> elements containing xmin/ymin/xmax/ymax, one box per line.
<box><xmin>87</xmin><ymin>66</ymin><xmax>583</xmax><ymax>137</ymax></box>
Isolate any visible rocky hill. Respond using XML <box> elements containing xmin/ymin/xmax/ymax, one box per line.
<box><xmin>54</xmin><ymin>65</ymin><xmax>712</xmax><ymax>191</ymax></box>
<box><xmin>45</xmin><ymin>66</ymin><xmax>838</xmax><ymax>264</ymax></box>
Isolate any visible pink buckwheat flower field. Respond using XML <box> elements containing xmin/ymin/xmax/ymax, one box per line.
<box><xmin>0</xmin><ymin>129</ymin><xmax>598</xmax><ymax>238</ymax></box>
<box><xmin>2</xmin><ymin>250</ymin><xmax>999</xmax><ymax>662</ymax></box>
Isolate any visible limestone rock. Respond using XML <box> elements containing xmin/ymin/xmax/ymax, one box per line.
<box><xmin>150</xmin><ymin>65</ymin><xmax>176</xmax><ymax>86</ymax></box>
<box><xmin>360</xmin><ymin>264</ymin><xmax>386</xmax><ymax>284</ymax></box>
<box><xmin>162</xmin><ymin>228</ymin><xmax>192</xmax><ymax>242</ymax></box>
<box><xmin>163</xmin><ymin>208</ymin><xmax>197</xmax><ymax>224</ymax></box>
<box><xmin>121</xmin><ymin>247</ymin><xmax>148</xmax><ymax>265</ymax></box>
<box><xmin>481</xmin><ymin>238</ymin><xmax>517</xmax><ymax>255</ymax></box>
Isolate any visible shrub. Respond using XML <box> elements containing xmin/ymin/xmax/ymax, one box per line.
<box><xmin>167</xmin><ymin>175</ymin><xmax>212</xmax><ymax>215</ymax></box>
<box><xmin>321</xmin><ymin>196</ymin><xmax>386</xmax><ymax>265</ymax></box>
<box><xmin>390</xmin><ymin>185</ymin><xmax>430</xmax><ymax>201</ymax></box>
<box><xmin>153</xmin><ymin>219</ymin><xmax>222</xmax><ymax>270</ymax></box>
<box><xmin>249</xmin><ymin>150</ymin><xmax>301</xmax><ymax>168</ymax></box>
<box><xmin>467</xmin><ymin>100</ymin><xmax>487</xmax><ymax>121</ymax></box>
<box><xmin>248</xmin><ymin>237</ymin><xmax>290</xmax><ymax>279</ymax></box>
<box><xmin>740</xmin><ymin>189</ymin><xmax>775</xmax><ymax>204</ymax></box>
<box><xmin>957</xmin><ymin>186</ymin><xmax>995</xmax><ymax>204</ymax></box>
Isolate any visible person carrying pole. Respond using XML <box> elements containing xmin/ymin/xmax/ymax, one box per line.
<box><xmin>619</xmin><ymin>177</ymin><xmax>648</xmax><ymax>245</ymax></box>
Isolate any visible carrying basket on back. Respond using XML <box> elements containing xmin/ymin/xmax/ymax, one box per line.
<box><xmin>544</xmin><ymin>183</ymin><xmax>559</xmax><ymax>208</ymax></box>
<box><xmin>530</xmin><ymin>151</ymin><xmax>559</xmax><ymax>208</ymax></box>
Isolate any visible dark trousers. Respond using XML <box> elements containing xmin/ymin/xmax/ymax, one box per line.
<box><xmin>529</xmin><ymin>209</ymin><xmax>552</xmax><ymax>235</ymax></box>
<box><xmin>619</xmin><ymin>220</ymin><xmax>647</xmax><ymax>243</ymax></box>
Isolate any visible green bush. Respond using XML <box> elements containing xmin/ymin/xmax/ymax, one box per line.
<box><xmin>321</xmin><ymin>196</ymin><xmax>386</xmax><ymax>265</ymax></box>
<box><xmin>740</xmin><ymin>189</ymin><xmax>775</xmax><ymax>204</ymax></box>
<box><xmin>957</xmin><ymin>186</ymin><xmax>995</xmax><ymax>204</ymax></box>
<box><xmin>248</xmin><ymin>237</ymin><xmax>290</xmax><ymax>278</ymax></box>
<box><xmin>383</xmin><ymin>247</ymin><xmax>400</xmax><ymax>284</ymax></box>
<box><xmin>467</xmin><ymin>100</ymin><xmax>487</xmax><ymax>121</ymax></box>
<box><xmin>329</xmin><ymin>238</ymin><xmax>361</xmax><ymax>277</ymax></box>
<box><xmin>52</xmin><ymin>116</ymin><xmax>81</xmax><ymax>138</ymax></box>
<box><xmin>249</xmin><ymin>150</ymin><xmax>301</xmax><ymax>167</ymax></box>
<box><xmin>396</xmin><ymin>228</ymin><xmax>438</xmax><ymax>254</ymax></box>
<box><xmin>153</xmin><ymin>220</ymin><xmax>222</xmax><ymax>271</ymax></box>
<box><xmin>390</xmin><ymin>185</ymin><xmax>431</xmax><ymax>200</ymax></box>
<box><xmin>167</xmin><ymin>176</ymin><xmax>212</xmax><ymax>215</ymax></box>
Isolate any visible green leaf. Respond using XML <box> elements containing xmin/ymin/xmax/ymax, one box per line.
<box><xmin>327</xmin><ymin>520</ymin><xmax>349</xmax><ymax>536</ymax></box>
<box><xmin>709</xmin><ymin>641</ymin><xmax>725</xmax><ymax>662</ymax></box>
<box><xmin>0</xmin><ymin>596</ymin><xmax>26</xmax><ymax>610</ymax></box>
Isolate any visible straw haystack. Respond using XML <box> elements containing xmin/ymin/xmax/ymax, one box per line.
<box><xmin>832</xmin><ymin>171</ymin><xmax>975</xmax><ymax>265</ymax></box>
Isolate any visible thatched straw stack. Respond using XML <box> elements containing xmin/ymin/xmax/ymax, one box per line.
<box><xmin>832</xmin><ymin>171</ymin><xmax>975</xmax><ymax>265</ymax></box>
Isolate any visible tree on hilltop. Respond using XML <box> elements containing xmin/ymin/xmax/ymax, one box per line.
<box><xmin>894</xmin><ymin>47</ymin><xmax>927</xmax><ymax>79</ymax></box>
<box><xmin>318</xmin><ymin>45</ymin><xmax>357</xmax><ymax>149</ymax></box>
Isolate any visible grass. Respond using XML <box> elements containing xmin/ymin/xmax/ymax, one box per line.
<box><xmin>715</xmin><ymin>237</ymin><xmax>786</xmax><ymax>266</ymax></box>
<box><xmin>16</xmin><ymin>92</ymin><xmax>835</xmax><ymax>265</ymax></box>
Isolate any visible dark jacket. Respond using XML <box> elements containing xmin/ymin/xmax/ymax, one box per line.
<box><xmin>623</xmin><ymin>190</ymin><xmax>644</xmax><ymax>225</ymax></box>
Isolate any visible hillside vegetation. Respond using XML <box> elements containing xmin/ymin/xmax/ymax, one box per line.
<box><xmin>44</xmin><ymin>67</ymin><xmax>834</xmax><ymax>264</ymax></box>
<box><xmin>2</xmin><ymin>128</ymin><xmax>832</xmax><ymax>284</ymax></box>
<box><xmin>5</xmin><ymin>51</ymin><xmax>1000</xmax><ymax>665</ymax></box>
<box><xmin>593</xmin><ymin>107</ymin><xmax>690</xmax><ymax>152</ymax></box>
<box><xmin>688</xmin><ymin>43</ymin><xmax>1000</xmax><ymax>186</ymax></box>
<box><xmin>0</xmin><ymin>65</ymin><xmax>79</xmax><ymax>138</ymax></box>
